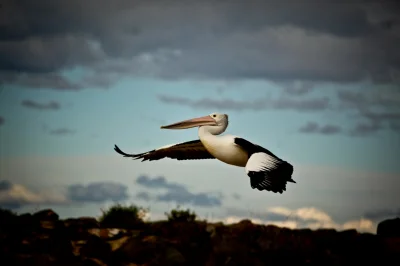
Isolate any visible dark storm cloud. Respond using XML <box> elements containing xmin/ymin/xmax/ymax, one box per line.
<box><xmin>0</xmin><ymin>35</ymin><xmax>104</xmax><ymax>73</ymax></box>
<box><xmin>158</xmin><ymin>95</ymin><xmax>330</xmax><ymax>112</ymax></box>
<box><xmin>390</xmin><ymin>123</ymin><xmax>400</xmax><ymax>132</ymax></box>
<box><xmin>299</xmin><ymin>122</ymin><xmax>319</xmax><ymax>133</ymax></box>
<box><xmin>136</xmin><ymin>175</ymin><xmax>184</xmax><ymax>191</ymax></box>
<box><xmin>0</xmin><ymin>0</ymin><xmax>399</xmax><ymax>87</ymax></box>
<box><xmin>67</xmin><ymin>182</ymin><xmax>129</xmax><ymax>203</ymax></box>
<box><xmin>299</xmin><ymin>122</ymin><xmax>342</xmax><ymax>135</ymax></box>
<box><xmin>156</xmin><ymin>190</ymin><xmax>222</xmax><ymax>207</ymax></box>
<box><xmin>364</xmin><ymin>208</ymin><xmax>400</xmax><ymax>220</ymax></box>
<box><xmin>21</xmin><ymin>100</ymin><xmax>60</xmax><ymax>110</ymax></box>
<box><xmin>41</xmin><ymin>124</ymin><xmax>76</xmax><ymax>136</ymax></box>
<box><xmin>282</xmin><ymin>82</ymin><xmax>314</xmax><ymax>96</ymax></box>
<box><xmin>0</xmin><ymin>180</ymin><xmax>12</xmax><ymax>191</ymax></box>
<box><xmin>232</xmin><ymin>193</ymin><xmax>241</xmax><ymax>200</ymax></box>
<box><xmin>362</xmin><ymin>110</ymin><xmax>400</xmax><ymax>124</ymax></box>
<box><xmin>0</xmin><ymin>0</ymin><xmax>374</xmax><ymax>42</ymax></box>
<box><xmin>11</xmin><ymin>73</ymin><xmax>82</xmax><ymax>90</ymax></box>
<box><xmin>320</xmin><ymin>125</ymin><xmax>342</xmax><ymax>135</ymax></box>
<box><xmin>336</xmin><ymin>88</ymin><xmax>400</xmax><ymax>134</ymax></box>
<box><xmin>349</xmin><ymin>122</ymin><xmax>383</xmax><ymax>137</ymax></box>
<box><xmin>0</xmin><ymin>116</ymin><xmax>4</xmax><ymax>126</ymax></box>
<box><xmin>49</xmin><ymin>128</ymin><xmax>75</xmax><ymax>136</ymax></box>
<box><xmin>337</xmin><ymin>90</ymin><xmax>400</xmax><ymax>110</ymax></box>
<box><xmin>136</xmin><ymin>175</ymin><xmax>222</xmax><ymax>207</ymax></box>
<box><xmin>135</xmin><ymin>191</ymin><xmax>152</xmax><ymax>201</ymax></box>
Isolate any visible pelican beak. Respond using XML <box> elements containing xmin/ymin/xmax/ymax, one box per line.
<box><xmin>161</xmin><ymin>115</ymin><xmax>217</xmax><ymax>129</ymax></box>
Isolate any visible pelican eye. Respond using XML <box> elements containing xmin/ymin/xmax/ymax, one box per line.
<box><xmin>212</xmin><ymin>114</ymin><xmax>216</xmax><ymax>118</ymax></box>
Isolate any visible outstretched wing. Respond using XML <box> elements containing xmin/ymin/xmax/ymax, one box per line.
<box><xmin>114</xmin><ymin>139</ymin><xmax>215</xmax><ymax>161</ymax></box>
<box><xmin>234</xmin><ymin>137</ymin><xmax>295</xmax><ymax>194</ymax></box>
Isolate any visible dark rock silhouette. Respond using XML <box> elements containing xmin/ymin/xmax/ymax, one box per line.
<box><xmin>0</xmin><ymin>209</ymin><xmax>399</xmax><ymax>265</ymax></box>
<box><xmin>377</xmin><ymin>217</ymin><xmax>400</xmax><ymax>237</ymax></box>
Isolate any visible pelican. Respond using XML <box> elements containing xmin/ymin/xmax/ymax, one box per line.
<box><xmin>114</xmin><ymin>113</ymin><xmax>295</xmax><ymax>194</ymax></box>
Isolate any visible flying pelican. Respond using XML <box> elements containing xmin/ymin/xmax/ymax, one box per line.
<box><xmin>114</xmin><ymin>113</ymin><xmax>295</xmax><ymax>194</ymax></box>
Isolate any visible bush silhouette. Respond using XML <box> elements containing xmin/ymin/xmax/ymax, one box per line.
<box><xmin>165</xmin><ymin>205</ymin><xmax>197</xmax><ymax>222</ymax></box>
<box><xmin>98</xmin><ymin>203</ymin><xmax>149</xmax><ymax>229</ymax></box>
<box><xmin>0</xmin><ymin>207</ymin><xmax>16</xmax><ymax>218</ymax></box>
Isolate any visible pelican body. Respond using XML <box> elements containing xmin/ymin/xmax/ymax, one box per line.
<box><xmin>114</xmin><ymin>113</ymin><xmax>295</xmax><ymax>193</ymax></box>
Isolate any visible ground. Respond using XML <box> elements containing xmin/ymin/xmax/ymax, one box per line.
<box><xmin>0</xmin><ymin>209</ymin><xmax>399</xmax><ymax>266</ymax></box>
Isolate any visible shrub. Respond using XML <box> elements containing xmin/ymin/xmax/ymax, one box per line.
<box><xmin>0</xmin><ymin>207</ymin><xmax>16</xmax><ymax>218</ymax></box>
<box><xmin>98</xmin><ymin>203</ymin><xmax>149</xmax><ymax>229</ymax></box>
<box><xmin>165</xmin><ymin>205</ymin><xmax>197</xmax><ymax>222</ymax></box>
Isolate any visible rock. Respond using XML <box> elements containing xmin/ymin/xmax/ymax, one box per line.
<box><xmin>80</xmin><ymin>235</ymin><xmax>112</xmax><ymax>261</ymax></box>
<box><xmin>208</xmin><ymin>221</ymin><xmax>262</xmax><ymax>266</ymax></box>
<box><xmin>40</xmin><ymin>220</ymin><xmax>58</xmax><ymax>230</ymax></box>
<box><xmin>108</xmin><ymin>235</ymin><xmax>131</xmax><ymax>251</ymax></box>
<box><xmin>12</xmin><ymin>254</ymin><xmax>57</xmax><ymax>266</ymax></box>
<box><xmin>114</xmin><ymin>235</ymin><xmax>159</xmax><ymax>264</ymax></box>
<box><xmin>63</xmin><ymin>217</ymin><xmax>100</xmax><ymax>240</ymax></box>
<box><xmin>83</xmin><ymin>258</ymin><xmax>108</xmax><ymax>266</ymax></box>
<box><xmin>113</xmin><ymin>234</ymin><xmax>186</xmax><ymax>265</ymax></box>
<box><xmin>64</xmin><ymin>217</ymin><xmax>100</xmax><ymax>230</ymax></box>
<box><xmin>71</xmin><ymin>240</ymin><xmax>87</xmax><ymax>256</ymax></box>
<box><xmin>15</xmin><ymin>230</ymin><xmax>73</xmax><ymax>258</ymax></box>
<box><xmin>377</xmin><ymin>217</ymin><xmax>400</xmax><ymax>237</ymax></box>
<box><xmin>159</xmin><ymin>246</ymin><xmax>186</xmax><ymax>266</ymax></box>
<box><xmin>382</xmin><ymin>237</ymin><xmax>400</xmax><ymax>257</ymax></box>
<box><xmin>338</xmin><ymin>229</ymin><xmax>358</xmax><ymax>239</ymax></box>
<box><xmin>0</xmin><ymin>208</ymin><xmax>17</xmax><ymax>229</ymax></box>
<box><xmin>14</xmin><ymin>213</ymin><xmax>40</xmax><ymax>233</ymax></box>
<box><xmin>88</xmin><ymin>228</ymin><xmax>128</xmax><ymax>240</ymax></box>
<box><xmin>206</xmin><ymin>223</ymin><xmax>224</xmax><ymax>239</ymax></box>
<box><xmin>1</xmin><ymin>207</ymin><xmax>400</xmax><ymax>265</ymax></box>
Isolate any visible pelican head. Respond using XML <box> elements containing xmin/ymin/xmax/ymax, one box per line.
<box><xmin>161</xmin><ymin>113</ymin><xmax>228</xmax><ymax>131</ymax></box>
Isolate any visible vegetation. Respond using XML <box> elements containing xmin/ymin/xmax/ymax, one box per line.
<box><xmin>0</xmin><ymin>207</ymin><xmax>16</xmax><ymax>218</ymax></box>
<box><xmin>0</xmin><ymin>208</ymin><xmax>17</xmax><ymax>232</ymax></box>
<box><xmin>165</xmin><ymin>205</ymin><xmax>197</xmax><ymax>222</ymax></box>
<box><xmin>98</xmin><ymin>203</ymin><xmax>149</xmax><ymax>229</ymax></box>
<box><xmin>1</xmin><ymin>205</ymin><xmax>399</xmax><ymax>266</ymax></box>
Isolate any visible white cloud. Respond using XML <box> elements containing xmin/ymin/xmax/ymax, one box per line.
<box><xmin>268</xmin><ymin>206</ymin><xmax>333</xmax><ymax>223</ymax></box>
<box><xmin>342</xmin><ymin>218</ymin><xmax>375</xmax><ymax>232</ymax></box>
<box><xmin>3</xmin><ymin>180</ymin><xmax>376</xmax><ymax>233</ymax></box>
<box><xmin>0</xmin><ymin>182</ymin><xmax>68</xmax><ymax>207</ymax></box>
<box><xmin>0</xmin><ymin>155</ymin><xmax>395</xmax><ymax>234</ymax></box>
<box><xmin>213</xmin><ymin>207</ymin><xmax>376</xmax><ymax>233</ymax></box>
<box><xmin>219</xmin><ymin>216</ymin><xmax>299</xmax><ymax>230</ymax></box>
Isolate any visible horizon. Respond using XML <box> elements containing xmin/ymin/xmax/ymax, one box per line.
<box><xmin>1</xmin><ymin>0</ymin><xmax>400</xmax><ymax>234</ymax></box>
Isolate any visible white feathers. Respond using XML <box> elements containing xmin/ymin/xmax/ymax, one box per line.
<box><xmin>245</xmin><ymin>152</ymin><xmax>281</xmax><ymax>174</ymax></box>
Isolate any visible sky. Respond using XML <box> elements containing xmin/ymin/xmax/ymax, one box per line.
<box><xmin>0</xmin><ymin>0</ymin><xmax>400</xmax><ymax>233</ymax></box>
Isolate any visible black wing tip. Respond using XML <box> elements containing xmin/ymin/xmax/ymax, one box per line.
<box><xmin>114</xmin><ymin>144</ymin><xmax>124</xmax><ymax>154</ymax></box>
<box><xmin>248</xmin><ymin>162</ymin><xmax>296</xmax><ymax>194</ymax></box>
<box><xmin>114</xmin><ymin>144</ymin><xmax>121</xmax><ymax>152</ymax></box>
<box><xmin>113</xmin><ymin>144</ymin><xmax>144</xmax><ymax>160</ymax></box>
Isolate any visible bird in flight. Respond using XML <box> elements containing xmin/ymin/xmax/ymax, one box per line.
<box><xmin>114</xmin><ymin>113</ymin><xmax>295</xmax><ymax>194</ymax></box>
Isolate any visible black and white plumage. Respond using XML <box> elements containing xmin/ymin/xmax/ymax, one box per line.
<box><xmin>234</xmin><ymin>137</ymin><xmax>295</xmax><ymax>194</ymax></box>
<box><xmin>114</xmin><ymin>112</ymin><xmax>296</xmax><ymax>194</ymax></box>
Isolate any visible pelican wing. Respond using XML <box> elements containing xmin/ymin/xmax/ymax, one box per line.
<box><xmin>114</xmin><ymin>140</ymin><xmax>215</xmax><ymax>161</ymax></box>
<box><xmin>234</xmin><ymin>137</ymin><xmax>295</xmax><ymax>194</ymax></box>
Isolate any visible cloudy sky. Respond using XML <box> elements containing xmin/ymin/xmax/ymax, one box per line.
<box><xmin>1</xmin><ymin>0</ymin><xmax>400</xmax><ymax>233</ymax></box>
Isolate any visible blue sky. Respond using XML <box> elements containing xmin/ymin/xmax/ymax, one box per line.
<box><xmin>1</xmin><ymin>0</ymin><xmax>400</xmax><ymax>233</ymax></box>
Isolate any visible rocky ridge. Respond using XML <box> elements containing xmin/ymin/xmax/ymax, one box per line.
<box><xmin>0</xmin><ymin>209</ymin><xmax>399</xmax><ymax>266</ymax></box>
